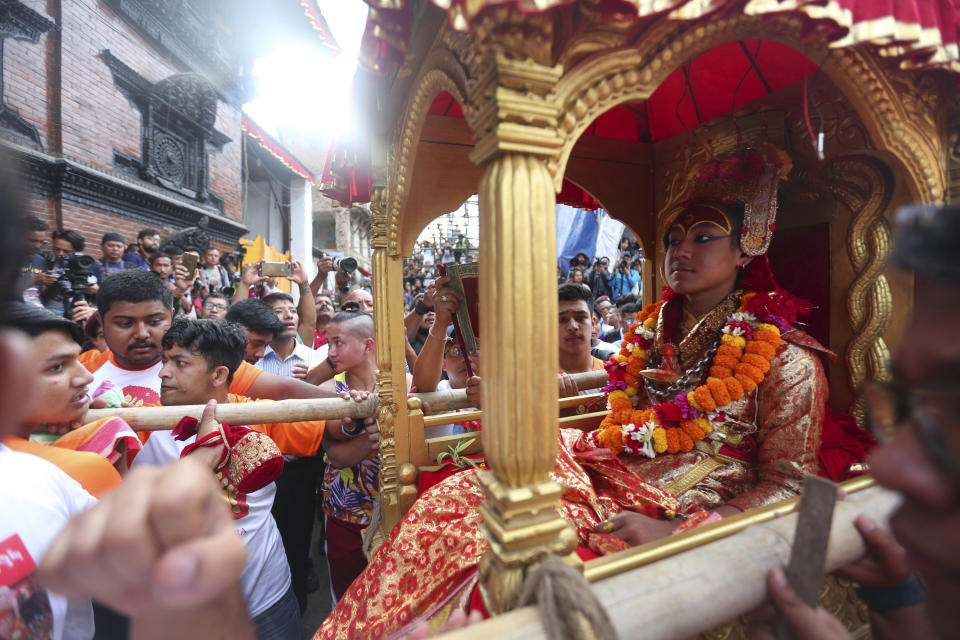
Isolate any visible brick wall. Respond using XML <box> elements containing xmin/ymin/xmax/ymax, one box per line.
<box><xmin>4</xmin><ymin>0</ymin><xmax>246</xmax><ymax>234</ymax></box>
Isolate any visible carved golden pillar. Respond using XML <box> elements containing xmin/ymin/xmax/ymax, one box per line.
<box><xmin>467</xmin><ymin>53</ymin><xmax>577</xmax><ymax>613</ymax></box>
<box><xmin>370</xmin><ymin>165</ymin><xmax>408</xmax><ymax>532</ymax></box>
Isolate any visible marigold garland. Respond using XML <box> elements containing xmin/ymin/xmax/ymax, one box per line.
<box><xmin>599</xmin><ymin>294</ymin><xmax>785</xmax><ymax>458</ymax></box>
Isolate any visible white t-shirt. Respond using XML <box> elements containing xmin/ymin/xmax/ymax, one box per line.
<box><xmin>0</xmin><ymin>445</ymin><xmax>96</xmax><ymax>640</ymax></box>
<box><xmin>89</xmin><ymin>358</ymin><xmax>162</xmax><ymax>406</ymax></box>
<box><xmin>131</xmin><ymin>431</ymin><xmax>290</xmax><ymax>618</ymax></box>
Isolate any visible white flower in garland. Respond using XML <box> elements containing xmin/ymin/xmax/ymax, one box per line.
<box><xmin>622</xmin><ymin>421</ymin><xmax>656</xmax><ymax>458</ymax></box>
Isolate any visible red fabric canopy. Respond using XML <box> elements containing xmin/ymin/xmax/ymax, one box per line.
<box><xmin>321</xmin><ymin>0</ymin><xmax>960</xmax><ymax>205</ymax></box>
<box><xmin>358</xmin><ymin>0</ymin><xmax>960</xmax><ymax>76</ymax></box>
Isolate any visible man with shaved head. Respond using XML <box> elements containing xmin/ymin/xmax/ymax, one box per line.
<box><xmin>342</xmin><ymin>288</ymin><xmax>373</xmax><ymax>314</ymax></box>
<box><xmin>319</xmin><ymin>310</ymin><xmax>382</xmax><ymax>601</ymax></box>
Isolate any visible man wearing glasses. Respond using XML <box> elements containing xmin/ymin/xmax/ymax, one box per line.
<box><xmin>760</xmin><ymin>204</ymin><xmax>958</xmax><ymax>640</ymax></box>
<box><xmin>199</xmin><ymin>293</ymin><xmax>229</xmax><ymax>320</ymax></box>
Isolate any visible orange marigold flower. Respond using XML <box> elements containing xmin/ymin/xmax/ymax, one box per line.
<box><xmin>653</xmin><ymin>427</ymin><xmax>668</xmax><ymax>454</ymax></box>
<box><xmin>666</xmin><ymin>428</ymin><xmax>680</xmax><ymax>454</ymax></box>
<box><xmin>741</xmin><ymin>292</ymin><xmax>756</xmax><ymax>309</ymax></box>
<box><xmin>687</xmin><ymin>391</ymin><xmax>702</xmax><ymax>412</ymax></box>
<box><xmin>624</xmin><ymin>373</ymin><xmax>641</xmax><ymax>386</ymax></box>
<box><xmin>753</xmin><ymin>329</ymin><xmax>781</xmax><ymax>346</ymax></box>
<box><xmin>706</xmin><ymin>377</ymin><xmax>731</xmax><ymax>407</ymax></box>
<box><xmin>625</xmin><ymin>360</ymin><xmax>645</xmax><ymax>375</ymax></box>
<box><xmin>710</xmin><ymin>366</ymin><xmax>732</xmax><ymax>379</ymax></box>
<box><xmin>724</xmin><ymin>376</ymin><xmax>745</xmax><ymax>401</ymax></box>
<box><xmin>741</xmin><ymin>352</ymin><xmax>771</xmax><ymax>374</ymax></box>
<box><xmin>680</xmin><ymin>419</ymin><xmax>705</xmax><ymax>441</ymax></box>
<box><xmin>734</xmin><ymin>362</ymin><xmax>764</xmax><ymax>384</ymax></box>
<box><xmin>693</xmin><ymin>386</ymin><xmax>717</xmax><ymax>412</ymax></box>
<box><xmin>714</xmin><ymin>354</ymin><xmax>740</xmax><ymax>369</ymax></box>
<box><xmin>745</xmin><ymin>341</ymin><xmax>776</xmax><ymax>361</ymax></box>
<box><xmin>734</xmin><ymin>372</ymin><xmax>757</xmax><ymax>393</ymax></box>
<box><xmin>717</xmin><ymin>344</ymin><xmax>743</xmax><ymax>359</ymax></box>
<box><xmin>598</xmin><ymin>426</ymin><xmax>625</xmax><ymax>455</ymax></box>
<box><xmin>614</xmin><ymin>408</ymin><xmax>633</xmax><ymax>423</ymax></box>
<box><xmin>609</xmin><ymin>393</ymin><xmax>631</xmax><ymax>411</ymax></box>
<box><xmin>623</xmin><ymin>332</ymin><xmax>635</xmax><ymax>345</ymax></box>
<box><xmin>630</xmin><ymin>409</ymin><xmax>647</xmax><ymax>425</ymax></box>
<box><xmin>678</xmin><ymin>430</ymin><xmax>694</xmax><ymax>452</ymax></box>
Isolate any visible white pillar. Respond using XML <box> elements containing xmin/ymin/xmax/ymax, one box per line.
<box><xmin>289</xmin><ymin>178</ymin><xmax>313</xmax><ymax>302</ymax></box>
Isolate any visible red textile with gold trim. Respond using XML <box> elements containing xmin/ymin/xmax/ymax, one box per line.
<box><xmin>173</xmin><ymin>416</ymin><xmax>284</xmax><ymax>494</ymax></box>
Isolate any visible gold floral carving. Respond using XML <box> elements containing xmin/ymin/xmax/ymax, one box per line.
<box><xmin>829</xmin><ymin>156</ymin><xmax>894</xmax><ymax>424</ymax></box>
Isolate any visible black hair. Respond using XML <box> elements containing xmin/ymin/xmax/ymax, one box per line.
<box><xmin>148</xmin><ymin>252</ymin><xmax>172</xmax><ymax>265</ymax></box>
<box><xmin>6</xmin><ymin>301</ymin><xmax>83</xmax><ymax>344</ymax></box>
<box><xmin>558</xmin><ymin>283</ymin><xmax>592</xmax><ymax>304</ymax></box>
<box><xmin>51</xmin><ymin>229</ymin><xmax>85</xmax><ymax>252</ymax></box>
<box><xmin>96</xmin><ymin>269</ymin><xmax>174</xmax><ymax>316</ymax></box>
<box><xmin>138</xmin><ymin>228</ymin><xmax>160</xmax><ymax>240</ymax></box>
<box><xmin>891</xmin><ymin>204</ymin><xmax>960</xmax><ymax>286</ymax></box>
<box><xmin>329</xmin><ymin>310</ymin><xmax>374</xmax><ymax>340</ymax></box>
<box><xmin>616</xmin><ymin>293</ymin><xmax>638</xmax><ymax>308</ymax></box>
<box><xmin>262</xmin><ymin>292</ymin><xmax>295</xmax><ymax>307</ymax></box>
<box><xmin>26</xmin><ymin>216</ymin><xmax>48</xmax><ymax>232</ymax></box>
<box><xmin>219</xmin><ymin>254</ymin><xmax>236</xmax><ymax>268</ymax></box>
<box><xmin>203</xmin><ymin>292</ymin><xmax>228</xmax><ymax>306</ymax></box>
<box><xmin>224</xmin><ymin>298</ymin><xmax>285</xmax><ymax>336</ymax></box>
<box><xmin>157</xmin><ymin>241</ymin><xmax>184</xmax><ymax>257</ymax></box>
<box><xmin>620</xmin><ymin>302</ymin><xmax>639</xmax><ymax>316</ymax></box>
<box><xmin>161</xmin><ymin>318</ymin><xmax>246</xmax><ymax>383</ymax></box>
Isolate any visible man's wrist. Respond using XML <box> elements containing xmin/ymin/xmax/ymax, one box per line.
<box><xmin>856</xmin><ymin>576</ymin><xmax>926</xmax><ymax>612</ymax></box>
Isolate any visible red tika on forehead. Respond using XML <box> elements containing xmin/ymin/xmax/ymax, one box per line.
<box><xmin>668</xmin><ymin>203</ymin><xmax>733</xmax><ymax>236</ymax></box>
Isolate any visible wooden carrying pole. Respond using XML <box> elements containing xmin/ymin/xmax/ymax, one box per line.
<box><xmin>435</xmin><ymin>481</ymin><xmax>900</xmax><ymax>640</ymax></box>
<box><xmin>83</xmin><ymin>369</ymin><xmax>610</xmax><ymax>430</ymax></box>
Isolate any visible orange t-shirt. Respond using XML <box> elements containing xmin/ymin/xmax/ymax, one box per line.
<box><xmin>230</xmin><ymin>361</ymin><xmax>263</xmax><ymax>396</ymax></box>
<box><xmin>4</xmin><ymin>436</ymin><xmax>121</xmax><ymax>498</ymax></box>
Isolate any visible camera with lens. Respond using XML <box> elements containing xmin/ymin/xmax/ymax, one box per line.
<box><xmin>334</xmin><ymin>256</ymin><xmax>357</xmax><ymax>273</ymax></box>
<box><xmin>46</xmin><ymin>253</ymin><xmax>98</xmax><ymax>320</ymax></box>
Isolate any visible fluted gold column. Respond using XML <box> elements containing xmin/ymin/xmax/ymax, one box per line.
<box><xmin>466</xmin><ymin>51</ymin><xmax>577</xmax><ymax>612</ymax></box>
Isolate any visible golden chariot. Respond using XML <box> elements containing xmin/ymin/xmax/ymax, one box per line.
<box><xmin>317</xmin><ymin>0</ymin><xmax>959</xmax><ymax>636</ymax></box>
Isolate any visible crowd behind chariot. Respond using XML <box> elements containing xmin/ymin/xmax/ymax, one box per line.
<box><xmin>4</xmin><ymin>165</ymin><xmax>959</xmax><ymax>640</ymax></box>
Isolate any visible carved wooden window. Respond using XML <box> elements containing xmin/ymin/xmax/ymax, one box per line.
<box><xmin>103</xmin><ymin>51</ymin><xmax>230</xmax><ymax>211</ymax></box>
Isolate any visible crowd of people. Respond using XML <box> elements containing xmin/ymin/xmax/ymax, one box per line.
<box><xmin>560</xmin><ymin>236</ymin><xmax>644</xmax><ymax>303</ymax></box>
<box><xmin>2</xmin><ymin>142</ymin><xmax>958</xmax><ymax>640</ymax></box>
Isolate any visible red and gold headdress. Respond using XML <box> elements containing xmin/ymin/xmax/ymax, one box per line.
<box><xmin>666</xmin><ymin>142</ymin><xmax>792</xmax><ymax>256</ymax></box>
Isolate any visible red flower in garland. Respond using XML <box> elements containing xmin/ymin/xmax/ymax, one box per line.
<box><xmin>655</xmin><ymin>402</ymin><xmax>684</xmax><ymax>426</ymax></box>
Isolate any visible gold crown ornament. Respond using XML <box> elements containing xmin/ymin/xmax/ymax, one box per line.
<box><xmin>671</xmin><ymin>143</ymin><xmax>793</xmax><ymax>256</ymax></box>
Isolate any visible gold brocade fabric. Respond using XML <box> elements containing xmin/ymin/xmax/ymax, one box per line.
<box><xmin>314</xmin><ymin>329</ymin><xmax>827</xmax><ymax>640</ymax></box>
